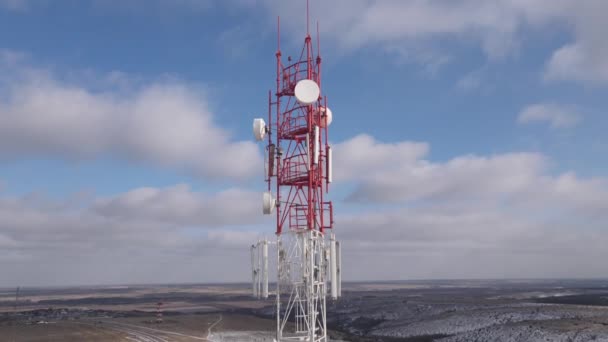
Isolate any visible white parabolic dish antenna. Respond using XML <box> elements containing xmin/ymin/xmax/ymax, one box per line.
<box><xmin>253</xmin><ymin>118</ymin><xmax>267</xmax><ymax>141</ymax></box>
<box><xmin>262</xmin><ymin>191</ymin><xmax>276</xmax><ymax>215</ymax></box>
<box><xmin>317</xmin><ymin>106</ymin><xmax>333</xmax><ymax>128</ymax></box>
<box><xmin>294</xmin><ymin>79</ymin><xmax>320</xmax><ymax>104</ymax></box>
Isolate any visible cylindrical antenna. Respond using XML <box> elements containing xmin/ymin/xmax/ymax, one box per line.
<box><xmin>267</xmin><ymin>90</ymin><xmax>272</xmax><ymax>191</ymax></box>
<box><xmin>251</xmin><ymin>245</ymin><xmax>257</xmax><ymax>298</ymax></box>
<box><xmin>262</xmin><ymin>240</ymin><xmax>269</xmax><ymax>298</ymax></box>
<box><xmin>306</xmin><ymin>134</ymin><xmax>310</xmax><ymax>170</ymax></box>
<box><xmin>313</xmin><ymin>126</ymin><xmax>320</xmax><ymax>165</ymax></box>
<box><xmin>337</xmin><ymin>240</ymin><xmax>342</xmax><ymax>297</ymax></box>
<box><xmin>277</xmin><ymin>16</ymin><xmax>281</xmax><ymax>52</ymax></box>
<box><xmin>257</xmin><ymin>243</ymin><xmax>261</xmax><ymax>298</ymax></box>
<box><xmin>330</xmin><ymin>234</ymin><xmax>338</xmax><ymax>299</ymax></box>
<box><xmin>269</xmin><ymin>144</ymin><xmax>276</xmax><ymax>177</ymax></box>
<box><xmin>326</xmin><ymin>146</ymin><xmax>332</xmax><ymax>184</ymax></box>
<box><xmin>317</xmin><ymin>21</ymin><xmax>320</xmax><ymax>57</ymax></box>
<box><xmin>306</xmin><ymin>0</ymin><xmax>310</xmax><ymax>36</ymax></box>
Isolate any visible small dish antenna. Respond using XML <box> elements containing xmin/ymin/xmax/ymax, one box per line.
<box><xmin>262</xmin><ymin>191</ymin><xmax>276</xmax><ymax>215</ymax></box>
<box><xmin>253</xmin><ymin>118</ymin><xmax>267</xmax><ymax>141</ymax></box>
<box><xmin>317</xmin><ymin>106</ymin><xmax>333</xmax><ymax>128</ymax></box>
<box><xmin>294</xmin><ymin>79</ymin><xmax>320</xmax><ymax>104</ymax></box>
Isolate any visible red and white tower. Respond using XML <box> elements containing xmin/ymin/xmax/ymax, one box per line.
<box><xmin>156</xmin><ymin>302</ymin><xmax>163</xmax><ymax>324</ymax></box>
<box><xmin>251</xmin><ymin>3</ymin><xmax>341</xmax><ymax>341</ymax></box>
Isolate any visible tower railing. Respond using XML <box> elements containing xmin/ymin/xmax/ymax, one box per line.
<box><xmin>281</xmin><ymin>153</ymin><xmax>309</xmax><ymax>185</ymax></box>
<box><xmin>279</xmin><ymin>61</ymin><xmax>319</xmax><ymax>96</ymax></box>
<box><xmin>279</xmin><ymin>106</ymin><xmax>309</xmax><ymax>139</ymax></box>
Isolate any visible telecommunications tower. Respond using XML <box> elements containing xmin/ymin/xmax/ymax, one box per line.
<box><xmin>250</xmin><ymin>3</ymin><xmax>341</xmax><ymax>342</ymax></box>
<box><xmin>156</xmin><ymin>302</ymin><xmax>163</xmax><ymax>324</ymax></box>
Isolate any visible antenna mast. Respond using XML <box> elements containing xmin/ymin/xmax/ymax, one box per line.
<box><xmin>14</xmin><ymin>286</ymin><xmax>20</xmax><ymax>311</ymax></box>
<box><xmin>250</xmin><ymin>1</ymin><xmax>341</xmax><ymax>341</ymax></box>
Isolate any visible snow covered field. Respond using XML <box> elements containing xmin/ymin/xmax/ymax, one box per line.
<box><xmin>327</xmin><ymin>280</ymin><xmax>608</xmax><ymax>341</ymax></box>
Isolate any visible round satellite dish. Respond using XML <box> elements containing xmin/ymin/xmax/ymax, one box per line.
<box><xmin>294</xmin><ymin>79</ymin><xmax>320</xmax><ymax>104</ymax></box>
<box><xmin>318</xmin><ymin>106</ymin><xmax>333</xmax><ymax>128</ymax></box>
<box><xmin>253</xmin><ymin>118</ymin><xmax>267</xmax><ymax>141</ymax></box>
<box><xmin>263</xmin><ymin>191</ymin><xmax>276</xmax><ymax>215</ymax></box>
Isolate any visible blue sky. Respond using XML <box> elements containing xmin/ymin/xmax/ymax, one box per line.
<box><xmin>0</xmin><ymin>0</ymin><xmax>605</xmax><ymax>185</ymax></box>
<box><xmin>0</xmin><ymin>0</ymin><xmax>607</xmax><ymax>286</ymax></box>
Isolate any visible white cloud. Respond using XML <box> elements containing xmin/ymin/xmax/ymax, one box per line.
<box><xmin>0</xmin><ymin>185</ymin><xmax>265</xmax><ymax>286</ymax></box>
<box><xmin>334</xmin><ymin>134</ymin><xmax>429</xmax><ymax>181</ymax></box>
<box><xmin>545</xmin><ymin>43</ymin><xmax>608</xmax><ymax>84</ymax></box>
<box><xmin>258</xmin><ymin>1</ymin><xmax>551</xmax><ymax>55</ymax></box>
<box><xmin>8</xmin><ymin>1</ymin><xmax>608</xmax><ymax>83</ymax></box>
<box><xmin>2</xmin><ymin>132</ymin><xmax>608</xmax><ymax>283</ymax></box>
<box><xmin>544</xmin><ymin>1</ymin><xmax>608</xmax><ymax>84</ymax></box>
<box><xmin>248</xmin><ymin>0</ymin><xmax>608</xmax><ymax>84</ymax></box>
<box><xmin>335</xmin><ymin>135</ymin><xmax>547</xmax><ymax>203</ymax></box>
<box><xmin>93</xmin><ymin>184</ymin><xmax>260</xmax><ymax>226</ymax></box>
<box><xmin>0</xmin><ymin>53</ymin><xmax>260</xmax><ymax>180</ymax></box>
<box><xmin>336</xmin><ymin>194</ymin><xmax>608</xmax><ymax>280</ymax></box>
<box><xmin>517</xmin><ymin>103</ymin><xmax>581</xmax><ymax>128</ymax></box>
<box><xmin>7</xmin><ymin>1</ymin><xmax>608</xmax><ymax>83</ymax></box>
<box><xmin>330</xmin><ymin>133</ymin><xmax>608</xmax><ymax>279</ymax></box>
<box><xmin>335</xmin><ymin>134</ymin><xmax>607</xmax><ymax>210</ymax></box>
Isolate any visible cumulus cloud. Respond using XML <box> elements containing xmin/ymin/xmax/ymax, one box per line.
<box><xmin>331</xmin><ymin>134</ymin><xmax>608</xmax><ymax>279</ymax></box>
<box><xmin>335</xmin><ymin>135</ymin><xmax>547</xmax><ymax>203</ymax></box>
<box><xmin>93</xmin><ymin>184</ymin><xmax>260</xmax><ymax>226</ymax></box>
<box><xmin>2</xmin><ymin>132</ymin><xmax>608</xmax><ymax>284</ymax></box>
<box><xmin>7</xmin><ymin>1</ymin><xmax>608</xmax><ymax>83</ymax></box>
<box><xmin>334</xmin><ymin>134</ymin><xmax>429</xmax><ymax>181</ymax></box>
<box><xmin>336</xmin><ymin>194</ymin><xmax>608</xmax><ymax>280</ymax></box>
<box><xmin>517</xmin><ymin>103</ymin><xmax>581</xmax><ymax>128</ymax></box>
<box><xmin>0</xmin><ymin>52</ymin><xmax>265</xmax><ymax>284</ymax></box>
<box><xmin>336</xmin><ymin>134</ymin><xmax>608</xmax><ymax>215</ymax></box>
<box><xmin>0</xmin><ymin>52</ymin><xmax>260</xmax><ymax>180</ymax></box>
<box><xmin>544</xmin><ymin>1</ymin><xmax>608</xmax><ymax>84</ymax></box>
<box><xmin>0</xmin><ymin>185</ymin><xmax>265</xmax><ymax>286</ymax></box>
<box><xmin>258</xmin><ymin>1</ymin><xmax>535</xmax><ymax>56</ymax></box>
<box><xmin>245</xmin><ymin>0</ymin><xmax>608</xmax><ymax>83</ymax></box>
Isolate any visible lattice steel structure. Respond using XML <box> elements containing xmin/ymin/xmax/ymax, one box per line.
<box><xmin>250</xmin><ymin>5</ymin><xmax>341</xmax><ymax>341</ymax></box>
<box><xmin>156</xmin><ymin>302</ymin><xmax>163</xmax><ymax>324</ymax></box>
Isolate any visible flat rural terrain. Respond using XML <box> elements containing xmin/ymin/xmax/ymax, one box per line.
<box><xmin>3</xmin><ymin>280</ymin><xmax>608</xmax><ymax>341</ymax></box>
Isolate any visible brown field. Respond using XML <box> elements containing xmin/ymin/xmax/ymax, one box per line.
<box><xmin>0</xmin><ymin>313</ymin><xmax>276</xmax><ymax>342</ymax></box>
<box><xmin>4</xmin><ymin>280</ymin><xmax>608</xmax><ymax>341</ymax></box>
<box><xmin>0</xmin><ymin>322</ymin><xmax>129</xmax><ymax>341</ymax></box>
